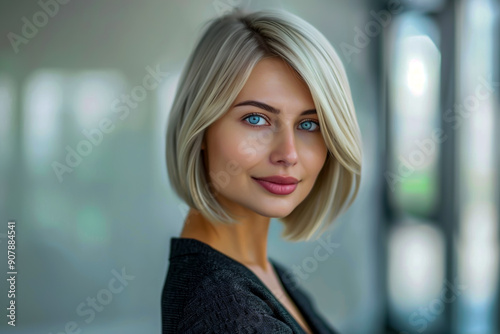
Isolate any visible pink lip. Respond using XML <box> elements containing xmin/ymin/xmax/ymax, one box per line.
<box><xmin>252</xmin><ymin>177</ymin><xmax>299</xmax><ymax>195</ymax></box>
<box><xmin>252</xmin><ymin>175</ymin><xmax>299</xmax><ymax>184</ymax></box>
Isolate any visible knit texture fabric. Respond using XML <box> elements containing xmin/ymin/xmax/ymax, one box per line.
<box><xmin>161</xmin><ymin>237</ymin><xmax>340</xmax><ymax>333</ymax></box>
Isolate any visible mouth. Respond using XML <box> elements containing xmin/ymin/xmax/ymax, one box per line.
<box><xmin>251</xmin><ymin>175</ymin><xmax>300</xmax><ymax>185</ymax></box>
<box><xmin>251</xmin><ymin>177</ymin><xmax>299</xmax><ymax>195</ymax></box>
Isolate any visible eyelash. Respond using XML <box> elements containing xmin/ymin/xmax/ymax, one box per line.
<box><xmin>242</xmin><ymin>112</ymin><xmax>320</xmax><ymax>131</ymax></box>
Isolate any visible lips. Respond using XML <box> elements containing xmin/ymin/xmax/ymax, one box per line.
<box><xmin>252</xmin><ymin>176</ymin><xmax>299</xmax><ymax>195</ymax></box>
<box><xmin>252</xmin><ymin>175</ymin><xmax>299</xmax><ymax>185</ymax></box>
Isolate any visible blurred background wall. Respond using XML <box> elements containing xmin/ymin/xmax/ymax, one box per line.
<box><xmin>0</xmin><ymin>0</ymin><xmax>498</xmax><ymax>333</ymax></box>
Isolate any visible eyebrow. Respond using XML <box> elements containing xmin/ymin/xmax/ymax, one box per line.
<box><xmin>233</xmin><ymin>100</ymin><xmax>317</xmax><ymax>116</ymax></box>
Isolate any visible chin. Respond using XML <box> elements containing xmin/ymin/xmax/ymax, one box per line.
<box><xmin>255</xmin><ymin>206</ymin><xmax>295</xmax><ymax>219</ymax></box>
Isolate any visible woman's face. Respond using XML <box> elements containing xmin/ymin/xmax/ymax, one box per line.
<box><xmin>202</xmin><ymin>57</ymin><xmax>328</xmax><ymax>219</ymax></box>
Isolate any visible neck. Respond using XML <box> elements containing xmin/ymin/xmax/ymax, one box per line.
<box><xmin>180</xmin><ymin>208</ymin><xmax>271</xmax><ymax>271</ymax></box>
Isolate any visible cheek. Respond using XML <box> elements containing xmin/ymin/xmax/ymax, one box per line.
<box><xmin>302</xmin><ymin>138</ymin><xmax>328</xmax><ymax>174</ymax></box>
<box><xmin>228</xmin><ymin>127</ymin><xmax>270</xmax><ymax>165</ymax></box>
<box><xmin>207</xmin><ymin>126</ymin><xmax>257</xmax><ymax>175</ymax></box>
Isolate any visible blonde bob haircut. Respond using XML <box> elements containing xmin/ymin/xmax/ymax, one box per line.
<box><xmin>166</xmin><ymin>8</ymin><xmax>362</xmax><ymax>242</ymax></box>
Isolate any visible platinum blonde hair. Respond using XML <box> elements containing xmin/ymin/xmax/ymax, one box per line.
<box><xmin>166</xmin><ymin>8</ymin><xmax>362</xmax><ymax>242</ymax></box>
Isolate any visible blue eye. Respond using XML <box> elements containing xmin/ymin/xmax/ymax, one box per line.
<box><xmin>244</xmin><ymin>114</ymin><xmax>267</xmax><ymax>126</ymax></box>
<box><xmin>299</xmin><ymin>120</ymin><xmax>319</xmax><ymax>131</ymax></box>
<box><xmin>242</xmin><ymin>113</ymin><xmax>320</xmax><ymax>132</ymax></box>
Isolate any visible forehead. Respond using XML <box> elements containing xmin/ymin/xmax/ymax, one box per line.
<box><xmin>234</xmin><ymin>57</ymin><xmax>313</xmax><ymax>106</ymax></box>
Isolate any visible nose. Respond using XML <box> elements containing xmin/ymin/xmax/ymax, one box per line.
<box><xmin>270</xmin><ymin>126</ymin><xmax>298</xmax><ymax>167</ymax></box>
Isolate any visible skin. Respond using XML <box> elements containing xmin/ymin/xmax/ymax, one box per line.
<box><xmin>180</xmin><ymin>57</ymin><xmax>328</xmax><ymax>272</ymax></box>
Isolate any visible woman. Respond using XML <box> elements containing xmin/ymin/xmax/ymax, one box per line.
<box><xmin>162</xmin><ymin>8</ymin><xmax>362</xmax><ymax>334</ymax></box>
